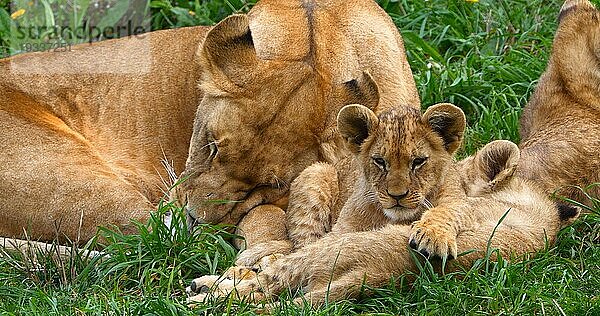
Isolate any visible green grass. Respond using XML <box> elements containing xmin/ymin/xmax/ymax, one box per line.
<box><xmin>1</xmin><ymin>0</ymin><xmax>599</xmax><ymax>315</ymax></box>
<box><xmin>387</xmin><ymin>0</ymin><xmax>560</xmax><ymax>155</ymax></box>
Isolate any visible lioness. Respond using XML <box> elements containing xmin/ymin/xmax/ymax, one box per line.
<box><xmin>0</xmin><ymin>0</ymin><xmax>420</xmax><ymax>244</ymax></box>
<box><xmin>0</xmin><ymin>26</ymin><xmax>209</xmax><ymax>241</ymax></box>
<box><xmin>187</xmin><ymin>105</ymin><xmax>578</xmax><ymax>307</ymax></box>
<box><xmin>170</xmin><ymin>0</ymin><xmax>420</xmax><ymax>252</ymax></box>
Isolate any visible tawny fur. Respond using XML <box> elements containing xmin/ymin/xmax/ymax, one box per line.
<box><xmin>238</xmin><ymin>101</ymin><xmax>467</xmax><ymax>264</ymax></box>
<box><xmin>187</xmin><ymin>1</ymin><xmax>595</xmax><ymax>305</ymax></box>
<box><xmin>0</xmin><ymin>0</ymin><xmax>420</xmax><ymax>246</ymax></box>
<box><xmin>0</xmin><ymin>26</ymin><xmax>210</xmax><ymax>242</ymax></box>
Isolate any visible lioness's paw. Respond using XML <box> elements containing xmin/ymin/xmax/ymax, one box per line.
<box><xmin>409</xmin><ymin>219</ymin><xmax>458</xmax><ymax>260</ymax></box>
<box><xmin>186</xmin><ymin>275</ymin><xmax>223</xmax><ymax>304</ymax></box>
<box><xmin>235</xmin><ymin>240</ymin><xmax>293</xmax><ymax>267</ymax></box>
<box><xmin>188</xmin><ymin>266</ymin><xmax>257</xmax><ymax>295</ymax></box>
<box><xmin>187</xmin><ymin>267</ymin><xmax>267</xmax><ymax>305</ymax></box>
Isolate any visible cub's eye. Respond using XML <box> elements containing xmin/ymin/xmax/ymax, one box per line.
<box><xmin>412</xmin><ymin>157</ymin><xmax>428</xmax><ymax>170</ymax></box>
<box><xmin>372</xmin><ymin>156</ymin><xmax>387</xmax><ymax>170</ymax></box>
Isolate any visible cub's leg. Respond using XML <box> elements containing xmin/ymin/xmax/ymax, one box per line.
<box><xmin>0</xmin><ymin>102</ymin><xmax>152</xmax><ymax>243</ymax></box>
<box><xmin>409</xmin><ymin>205</ymin><xmax>461</xmax><ymax>260</ymax></box>
<box><xmin>190</xmin><ymin>226</ymin><xmax>417</xmax><ymax>305</ymax></box>
<box><xmin>286</xmin><ymin>162</ymin><xmax>340</xmax><ymax>249</ymax></box>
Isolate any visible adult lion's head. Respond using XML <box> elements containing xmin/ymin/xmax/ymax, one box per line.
<box><xmin>172</xmin><ymin>0</ymin><xmax>420</xmax><ymax>228</ymax></box>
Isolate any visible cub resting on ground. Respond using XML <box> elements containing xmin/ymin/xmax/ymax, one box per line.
<box><xmin>282</xmin><ymin>103</ymin><xmax>469</xmax><ymax>260</ymax></box>
<box><xmin>188</xmin><ymin>103</ymin><xmax>579</xmax><ymax>307</ymax></box>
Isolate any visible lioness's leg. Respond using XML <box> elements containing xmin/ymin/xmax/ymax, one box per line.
<box><xmin>0</xmin><ymin>106</ymin><xmax>152</xmax><ymax>242</ymax></box>
<box><xmin>234</xmin><ymin>205</ymin><xmax>291</xmax><ymax>266</ymax></box>
<box><xmin>193</xmin><ymin>217</ymin><xmax>566</xmax><ymax>307</ymax></box>
<box><xmin>190</xmin><ymin>226</ymin><xmax>417</xmax><ymax>304</ymax></box>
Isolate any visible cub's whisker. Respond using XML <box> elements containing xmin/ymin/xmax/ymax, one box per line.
<box><xmin>421</xmin><ymin>198</ymin><xmax>434</xmax><ymax>210</ymax></box>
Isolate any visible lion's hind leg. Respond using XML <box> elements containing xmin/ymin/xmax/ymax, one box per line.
<box><xmin>0</xmin><ymin>99</ymin><xmax>153</xmax><ymax>243</ymax></box>
<box><xmin>554</xmin><ymin>0</ymin><xmax>600</xmax><ymax>111</ymax></box>
<box><xmin>560</xmin><ymin>0</ymin><xmax>595</xmax><ymax>21</ymax></box>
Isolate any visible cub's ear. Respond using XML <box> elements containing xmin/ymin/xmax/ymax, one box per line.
<box><xmin>337</xmin><ymin>104</ymin><xmax>379</xmax><ymax>153</ymax></box>
<box><xmin>339</xmin><ymin>71</ymin><xmax>380</xmax><ymax>111</ymax></box>
<box><xmin>476</xmin><ymin>140</ymin><xmax>520</xmax><ymax>189</ymax></box>
<box><xmin>555</xmin><ymin>201</ymin><xmax>581</xmax><ymax>228</ymax></box>
<box><xmin>199</xmin><ymin>14</ymin><xmax>259</xmax><ymax>89</ymax></box>
<box><xmin>422</xmin><ymin>103</ymin><xmax>466</xmax><ymax>154</ymax></box>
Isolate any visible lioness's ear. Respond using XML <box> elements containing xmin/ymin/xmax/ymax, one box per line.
<box><xmin>337</xmin><ymin>104</ymin><xmax>379</xmax><ymax>153</ymax></box>
<box><xmin>476</xmin><ymin>140</ymin><xmax>520</xmax><ymax>189</ymax></box>
<box><xmin>422</xmin><ymin>103</ymin><xmax>466</xmax><ymax>154</ymax></box>
<box><xmin>340</xmin><ymin>71</ymin><xmax>380</xmax><ymax>110</ymax></box>
<box><xmin>200</xmin><ymin>15</ymin><xmax>258</xmax><ymax>88</ymax></box>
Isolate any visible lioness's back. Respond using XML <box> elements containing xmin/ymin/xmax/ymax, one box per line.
<box><xmin>0</xmin><ymin>26</ymin><xmax>210</xmax><ymax>241</ymax></box>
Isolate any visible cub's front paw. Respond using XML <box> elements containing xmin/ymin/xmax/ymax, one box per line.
<box><xmin>409</xmin><ymin>219</ymin><xmax>457</xmax><ymax>260</ymax></box>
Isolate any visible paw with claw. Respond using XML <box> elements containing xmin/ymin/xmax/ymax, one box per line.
<box><xmin>186</xmin><ymin>254</ymin><xmax>284</xmax><ymax>305</ymax></box>
<box><xmin>186</xmin><ymin>266</ymin><xmax>264</xmax><ymax>304</ymax></box>
<box><xmin>409</xmin><ymin>216</ymin><xmax>458</xmax><ymax>260</ymax></box>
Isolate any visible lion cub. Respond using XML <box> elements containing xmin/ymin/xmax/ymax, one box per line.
<box><xmin>287</xmin><ymin>102</ymin><xmax>579</xmax><ymax>260</ymax></box>
<box><xmin>285</xmin><ymin>103</ymin><xmax>468</xmax><ymax>258</ymax></box>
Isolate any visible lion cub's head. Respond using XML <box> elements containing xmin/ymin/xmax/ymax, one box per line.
<box><xmin>337</xmin><ymin>103</ymin><xmax>466</xmax><ymax>222</ymax></box>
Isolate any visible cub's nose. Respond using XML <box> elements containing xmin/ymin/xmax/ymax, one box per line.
<box><xmin>388</xmin><ymin>189</ymin><xmax>409</xmax><ymax>201</ymax></box>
